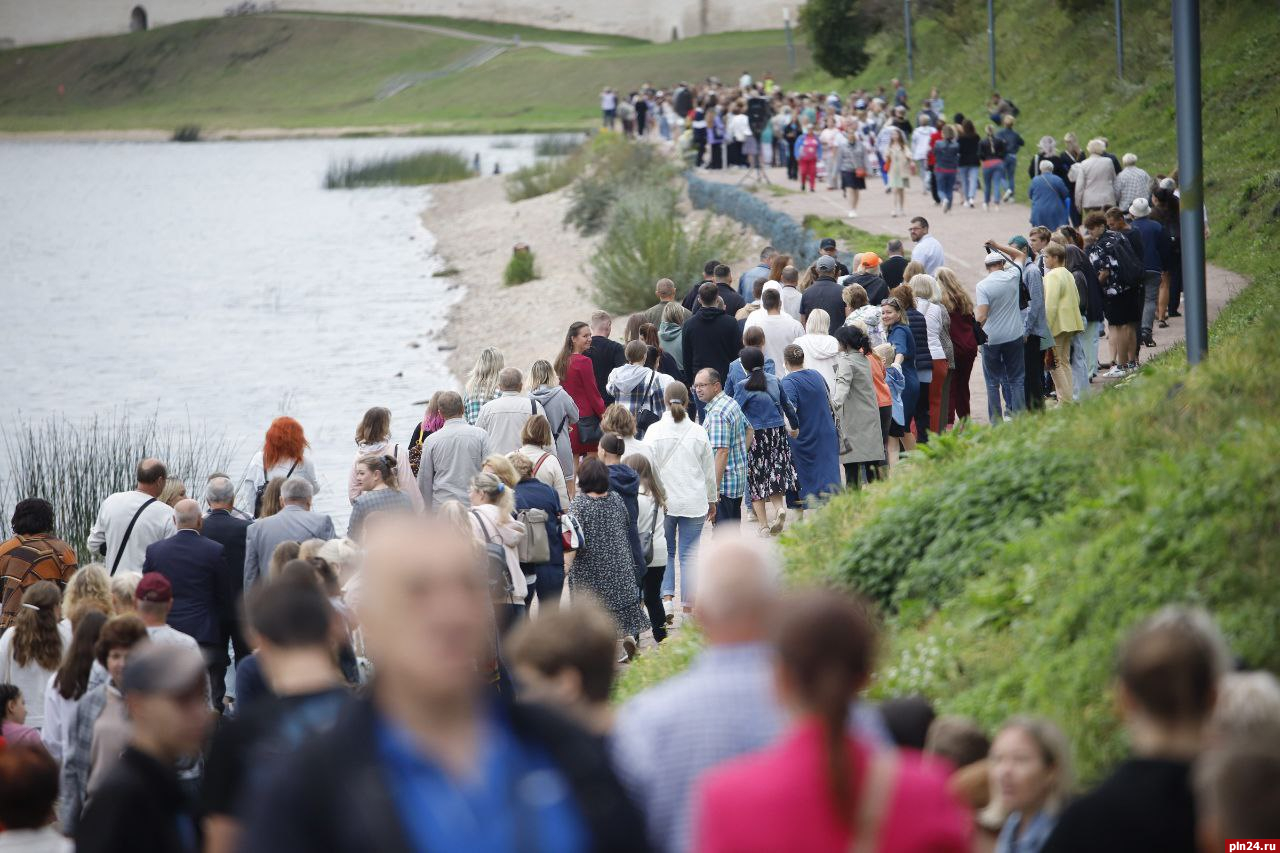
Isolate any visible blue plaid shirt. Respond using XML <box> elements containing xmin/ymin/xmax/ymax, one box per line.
<box><xmin>703</xmin><ymin>391</ymin><xmax>748</xmax><ymax>499</ymax></box>
<box><xmin>463</xmin><ymin>387</ymin><xmax>500</xmax><ymax>425</ymax></box>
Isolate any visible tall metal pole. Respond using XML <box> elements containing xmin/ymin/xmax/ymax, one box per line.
<box><xmin>1173</xmin><ymin>0</ymin><xmax>1207</xmax><ymax>364</ymax></box>
<box><xmin>784</xmin><ymin>7</ymin><xmax>796</xmax><ymax>74</ymax></box>
<box><xmin>1114</xmin><ymin>0</ymin><xmax>1124</xmax><ymax>80</ymax></box>
<box><xmin>987</xmin><ymin>0</ymin><xmax>996</xmax><ymax>91</ymax></box>
<box><xmin>904</xmin><ymin>0</ymin><xmax>914</xmax><ymax>83</ymax></box>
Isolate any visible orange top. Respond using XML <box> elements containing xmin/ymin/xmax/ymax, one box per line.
<box><xmin>866</xmin><ymin>353</ymin><xmax>891</xmax><ymax>407</ymax></box>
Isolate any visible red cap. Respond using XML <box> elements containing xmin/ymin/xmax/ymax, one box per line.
<box><xmin>135</xmin><ymin>572</ymin><xmax>172</xmax><ymax>603</ymax></box>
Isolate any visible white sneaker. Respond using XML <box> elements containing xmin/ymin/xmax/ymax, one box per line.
<box><xmin>847</xmin><ymin>209</ymin><xmax>858</xmax><ymax>218</ymax></box>
<box><xmin>891</xmin><ymin>209</ymin><xmax>899</xmax><ymax>217</ymax></box>
<box><xmin>982</xmin><ymin>202</ymin><xmax>989</xmax><ymax>211</ymax></box>
<box><xmin>1103</xmin><ymin>365</ymin><xmax>1126</xmax><ymax>378</ymax></box>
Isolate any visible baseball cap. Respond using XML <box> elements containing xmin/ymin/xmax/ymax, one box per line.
<box><xmin>819</xmin><ymin>238</ymin><xmax>837</xmax><ymax>250</ymax></box>
<box><xmin>984</xmin><ymin>252</ymin><xmax>1006</xmax><ymax>266</ymax></box>
<box><xmin>861</xmin><ymin>253</ymin><xmax>881</xmax><ymax>268</ymax></box>
<box><xmin>815</xmin><ymin>255</ymin><xmax>837</xmax><ymax>272</ymax></box>
<box><xmin>136</xmin><ymin>572</ymin><xmax>173</xmax><ymax>603</ymax></box>
<box><xmin>121</xmin><ymin>643</ymin><xmax>206</xmax><ymax>696</ymax></box>
<box><xmin>1008</xmin><ymin>235</ymin><xmax>1030</xmax><ymax>250</ymax></box>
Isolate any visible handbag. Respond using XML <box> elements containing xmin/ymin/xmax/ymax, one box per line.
<box><xmin>469</xmin><ymin>509</ymin><xmax>515</xmax><ymax>603</ymax></box>
<box><xmin>560</xmin><ymin>513</ymin><xmax>584</xmax><ymax>552</ymax></box>
<box><xmin>576</xmin><ymin>415</ymin><xmax>603</xmax><ymax>446</ymax></box>
<box><xmin>855</xmin><ymin>166</ymin><xmax>867</xmax><ymax>179</ymax></box>
<box><xmin>634</xmin><ymin>369</ymin><xmax>662</xmax><ymax>437</ymax></box>
<box><xmin>638</xmin><ymin>497</ymin><xmax>660</xmax><ymax>566</ymax></box>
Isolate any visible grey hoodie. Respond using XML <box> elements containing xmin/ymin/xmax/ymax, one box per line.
<box><xmin>529</xmin><ymin>384</ymin><xmax>580</xmax><ymax>477</ymax></box>
<box><xmin>658</xmin><ymin>321</ymin><xmax>684</xmax><ymax>368</ymax></box>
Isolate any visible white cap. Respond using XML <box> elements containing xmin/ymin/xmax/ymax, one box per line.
<box><xmin>984</xmin><ymin>252</ymin><xmax>1006</xmax><ymax>266</ymax></box>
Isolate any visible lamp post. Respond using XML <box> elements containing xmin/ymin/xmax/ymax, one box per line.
<box><xmin>1173</xmin><ymin>0</ymin><xmax>1207</xmax><ymax>364</ymax></box>
<box><xmin>1115</xmin><ymin>0</ymin><xmax>1125</xmax><ymax>80</ymax></box>
<box><xmin>784</xmin><ymin>7</ymin><xmax>796</xmax><ymax>73</ymax></box>
<box><xmin>987</xmin><ymin>0</ymin><xmax>996</xmax><ymax>90</ymax></box>
<box><xmin>904</xmin><ymin>0</ymin><xmax>914</xmax><ymax>83</ymax></box>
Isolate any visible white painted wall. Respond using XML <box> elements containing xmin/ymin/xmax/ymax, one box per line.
<box><xmin>0</xmin><ymin>0</ymin><xmax>791</xmax><ymax>47</ymax></box>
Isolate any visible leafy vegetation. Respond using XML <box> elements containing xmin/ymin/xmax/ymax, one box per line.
<box><xmin>323</xmin><ymin>148</ymin><xmax>471</xmax><ymax>188</ymax></box>
<box><xmin>613</xmin><ymin>628</ymin><xmax>704</xmax><ymax>702</ymax></box>
<box><xmin>564</xmin><ymin>134</ymin><xmax>680</xmax><ymax>235</ymax></box>
<box><xmin>1</xmin><ymin>413</ymin><xmax>236</xmax><ymax>563</ymax></box>
<box><xmin>505</xmin><ymin>158</ymin><xmax>578</xmax><ymax>201</ymax></box>
<box><xmin>801</xmin><ymin>214</ymin><xmax>903</xmax><ymax>261</ymax></box>
<box><xmin>534</xmin><ymin>134</ymin><xmax>585</xmax><ymax>157</ymax></box>
<box><xmin>799</xmin><ymin>0</ymin><xmax>881</xmax><ymax>79</ymax></box>
<box><xmin>171</xmin><ymin>124</ymin><xmax>201</xmax><ymax>142</ymax></box>
<box><xmin>503</xmin><ymin>249</ymin><xmax>538</xmax><ymax>285</ymax></box>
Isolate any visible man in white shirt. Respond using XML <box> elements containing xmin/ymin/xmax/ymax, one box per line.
<box><xmin>778</xmin><ymin>265</ymin><xmax>804</xmax><ymax>321</ymax></box>
<box><xmin>907</xmin><ymin>216</ymin><xmax>945</xmax><ymax>274</ymax></box>
<box><xmin>87</xmin><ymin>459</ymin><xmax>176</xmax><ymax>576</ymax></box>
<box><xmin>745</xmin><ymin>286</ymin><xmax>805</xmax><ymax>376</ymax></box>
<box><xmin>475</xmin><ymin>368</ymin><xmax>546</xmax><ymax>456</ymax></box>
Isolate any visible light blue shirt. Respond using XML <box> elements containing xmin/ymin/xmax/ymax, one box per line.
<box><xmin>976</xmin><ymin>265</ymin><xmax>1025</xmax><ymax>346</ymax></box>
<box><xmin>996</xmin><ymin>809</ymin><xmax>1058</xmax><ymax>853</ymax></box>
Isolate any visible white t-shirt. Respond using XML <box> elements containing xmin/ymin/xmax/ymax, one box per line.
<box><xmin>0</xmin><ymin>620</ymin><xmax>71</xmax><ymax>731</ymax></box>
<box><xmin>86</xmin><ymin>491</ymin><xmax>176</xmax><ymax>575</ymax></box>
<box><xmin>745</xmin><ymin>311</ymin><xmax>806</xmax><ymax>376</ymax></box>
<box><xmin>911</xmin><ymin>234</ymin><xmax>945</xmax><ymax>274</ymax></box>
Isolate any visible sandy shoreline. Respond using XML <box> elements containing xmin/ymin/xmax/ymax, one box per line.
<box><xmin>426</xmin><ymin>173</ymin><xmax>765</xmax><ymax>384</ymax></box>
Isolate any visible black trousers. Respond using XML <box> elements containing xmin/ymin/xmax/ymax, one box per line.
<box><xmin>786</xmin><ymin>150</ymin><xmax>799</xmax><ymax>179</ymax></box>
<box><xmin>642</xmin><ymin>564</ymin><xmax>667</xmax><ymax>642</ymax></box>
<box><xmin>913</xmin><ymin>380</ymin><xmax>932</xmax><ymax>443</ymax></box>
<box><xmin>1025</xmin><ymin>337</ymin><xmax>1046</xmax><ymax>410</ymax></box>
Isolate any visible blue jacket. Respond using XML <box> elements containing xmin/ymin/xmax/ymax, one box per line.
<box><xmin>731</xmin><ymin>371</ymin><xmax>796</xmax><ymax>430</ymax></box>
<box><xmin>1130</xmin><ymin>216</ymin><xmax>1173</xmax><ymax>273</ymax></box>
<box><xmin>726</xmin><ymin>356</ymin><xmax>777</xmax><ymax>397</ymax></box>
<box><xmin>514</xmin><ymin>479</ymin><xmax>564</xmax><ymax>569</ymax></box>
<box><xmin>607</xmin><ymin>464</ymin><xmax>644</xmax><ymax>581</ymax></box>
<box><xmin>142</xmin><ymin>529</ymin><xmax>224</xmax><ymax>646</ymax></box>
<box><xmin>1028</xmin><ymin>173</ymin><xmax>1069</xmax><ymax>230</ymax></box>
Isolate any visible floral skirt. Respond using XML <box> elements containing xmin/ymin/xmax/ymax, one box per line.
<box><xmin>747</xmin><ymin>426</ymin><xmax>799</xmax><ymax>502</ymax></box>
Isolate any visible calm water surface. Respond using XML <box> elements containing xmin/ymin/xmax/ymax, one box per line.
<box><xmin>0</xmin><ymin>135</ymin><xmax>537</xmax><ymax>527</ymax></box>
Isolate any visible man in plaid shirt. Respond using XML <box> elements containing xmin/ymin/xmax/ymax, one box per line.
<box><xmin>694</xmin><ymin>368</ymin><xmax>752</xmax><ymax>525</ymax></box>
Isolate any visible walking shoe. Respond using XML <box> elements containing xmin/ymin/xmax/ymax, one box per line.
<box><xmin>769</xmin><ymin>508</ymin><xmax>787</xmax><ymax>536</ymax></box>
<box><xmin>663</xmin><ymin>599</ymin><xmax>674</xmax><ymax>625</ymax></box>
<box><xmin>1168</xmin><ymin>310</ymin><xmax>1182</xmax><ymax>318</ymax></box>
<box><xmin>983</xmin><ymin>202</ymin><xmax>989</xmax><ymax>211</ymax></box>
<box><xmin>622</xmin><ymin>635</ymin><xmax>638</xmax><ymax>661</ymax></box>
<box><xmin>1143</xmin><ymin>334</ymin><xmax>1157</xmax><ymax>348</ymax></box>
<box><xmin>1158</xmin><ymin>319</ymin><xmax>1169</xmax><ymax>328</ymax></box>
<box><xmin>847</xmin><ymin>209</ymin><xmax>858</xmax><ymax>218</ymax></box>
<box><xmin>1103</xmin><ymin>365</ymin><xmax>1126</xmax><ymax>378</ymax></box>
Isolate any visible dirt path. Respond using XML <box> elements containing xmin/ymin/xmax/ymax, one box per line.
<box><xmin>268</xmin><ymin>12</ymin><xmax>605</xmax><ymax>56</ymax></box>
<box><xmin>699</xmin><ymin>163</ymin><xmax>1247</xmax><ymax>423</ymax></box>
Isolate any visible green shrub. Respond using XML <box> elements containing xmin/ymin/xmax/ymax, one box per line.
<box><xmin>323</xmin><ymin>149</ymin><xmax>471</xmax><ymax>189</ymax></box>
<box><xmin>563</xmin><ymin>173</ymin><xmax>620</xmax><ymax>236</ymax></box>
<box><xmin>564</xmin><ymin>133</ymin><xmax>679</xmax><ymax>236</ymax></box>
<box><xmin>505</xmin><ymin>158</ymin><xmax>576</xmax><ymax>202</ymax></box>
<box><xmin>503</xmin><ymin>250</ymin><xmax>537</xmax><ymax>285</ymax></box>
<box><xmin>590</xmin><ymin>187</ymin><xmax>742</xmax><ymax>312</ymax></box>
<box><xmin>614</xmin><ymin>627</ymin><xmax>703</xmax><ymax>701</ymax></box>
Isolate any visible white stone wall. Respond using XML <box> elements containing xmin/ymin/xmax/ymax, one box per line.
<box><xmin>0</xmin><ymin>0</ymin><xmax>791</xmax><ymax>47</ymax></box>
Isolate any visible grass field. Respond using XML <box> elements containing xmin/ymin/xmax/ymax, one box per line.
<box><xmin>0</xmin><ymin>17</ymin><xmax>804</xmax><ymax>133</ymax></box>
<box><xmin>324</xmin><ymin>12</ymin><xmax>645</xmax><ymax>47</ymax></box>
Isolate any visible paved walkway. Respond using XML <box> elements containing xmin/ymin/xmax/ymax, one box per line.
<box><xmin>699</xmin><ymin>162</ymin><xmax>1246</xmax><ymax>423</ymax></box>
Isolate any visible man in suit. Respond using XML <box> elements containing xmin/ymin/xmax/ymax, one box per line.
<box><xmin>587</xmin><ymin>310</ymin><xmax>626</xmax><ymax>405</ymax></box>
<box><xmin>243</xmin><ymin>476</ymin><xmax>335</xmax><ymax>589</ymax></box>
<box><xmin>201</xmin><ymin>476</ymin><xmax>252</xmax><ymax>683</ymax></box>
<box><xmin>142</xmin><ymin>498</ymin><xmax>227</xmax><ymax>708</ymax></box>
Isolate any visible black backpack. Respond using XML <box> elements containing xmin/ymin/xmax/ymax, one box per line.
<box><xmin>1102</xmin><ymin>230</ymin><xmax>1144</xmax><ymax>292</ymax></box>
<box><xmin>254</xmin><ymin>460</ymin><xmax>297</xmax><ymax>518</ymax></box>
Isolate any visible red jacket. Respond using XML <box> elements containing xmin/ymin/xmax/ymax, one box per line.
<box><xmin>562</xmin><ymin>353</ymin><xmax>605</xmax><ymax>453</ymax></box>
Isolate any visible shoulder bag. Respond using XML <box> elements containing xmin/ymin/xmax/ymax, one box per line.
<box><xmin>634</xmin><ymin>369</ymin><xmax>662</xmax><ymax>437</ymax></box>
<box><xmin>109</xmin><ymin>497</ymin><xmax>158</xmax><ymax>576</ymax></box>
<box><xmin>469</xmin><ymin>509</ymin><xmax>514</xmax><ymax>603</ymax></box>
<box><xmin>254</xmin><ymin>460</ymin><xmax>298</xmax><ymax>518</ymax></box>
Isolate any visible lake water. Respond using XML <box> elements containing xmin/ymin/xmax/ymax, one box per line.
<box><xmin>0</xmin><ymin>135</ymin><xmax>540</xmax><ymax>529</ymax></box>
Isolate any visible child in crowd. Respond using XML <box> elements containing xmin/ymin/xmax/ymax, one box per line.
<box><xmin>794</xmin><ymin>126</ymin><xmax>822</xmax><ymax>192</ymax></box>
<box><xmin>873</xmin><ymin>343</ymin><xmax>904</xmax><ymax>468</ymax></box>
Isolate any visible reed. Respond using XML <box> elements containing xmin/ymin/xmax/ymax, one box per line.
<box><xmin>1</xmin><ymin>412</ymin><xmax>237</xmax><ymax>562</ymax></box>
<box><xmin>323</xmin><ymin>149</ymin><xmax>472</xmax><ymax>189</ymax></box>
<box><xmin>533</xmin><ymin>134</ymin><xmax>583</xmax><ymax>157</ymax></box>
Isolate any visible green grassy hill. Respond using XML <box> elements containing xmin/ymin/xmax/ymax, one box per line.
<box><xmin>0</xmin><ymin>16</ymin><xmax>804</xmax><ymax>133</ymax></box>
<box><xmin>618</xmin><ymin>0</ymin><xmax>1280</xmax><ymax>783</ymax></box>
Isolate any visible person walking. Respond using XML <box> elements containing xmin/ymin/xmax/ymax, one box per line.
<box><xmin>243</xmin><ymin>478</ymin><xmax>335</xmax><ymax>588</ymax></box>
<box><xmin>936</xmin><ymin>267</ymin><xmax>979</xmax><ymax>425</ymax></box>
<box><xmin>911</xmin><ymin>274</ymin><xmax>952</xmax><ymax>434</ymax></box>
<box><xmin>0</xmin><ymin>582</ymin><xmax>67</xmax><ymax>733</ymax></box>
<box><xmin>462</xmin><ymin>346</ymin><xmax>504</xmax><ymax>425</ymax></box>
<box><xmin>515</xmin><ymin>414</ymin><xmax>570</xmax><ymax>509</ymax></box>
<box><xmin>932</xmin><ymin>125</ymin><xmax>960</xmax><ymax>212</ymax></box>
<box><xmin>886</xmin><ymin>129</ymin><xmax>912</xmax><ymax>217</ymax></box>
<box><xmin>879</xmin><ymin>296</ymin><xmax>920</xmax><ymax>455</ymax></box>
<box><xmin>996</xmin><ymin>114</ymin><xmax>1025</xmax><ymax>202</ymax></box>
<box><xmin>694</xmin><ymin>590</ymin><xmax>970</xmax><ymax>853</ymax></box>
<box><xmin>236</xmin><ymin>418</ymin><xmax>321</xmax><ymax>518</ymax></box>
<box><xmin>555</xmin><ymin>321</ymin><xmax>607</xmax><ymax>465</ymax></box>
<box><xmin>979</xmin><ymin>124</ymin><xmax>1008</xmax><ymax>211</ymax></box>
<box><xmin>695</xmin><ymin>369</ymin><xmax>752</xmax><ymax>527</ymax></box>
<box><xmin>682</xmin><ymin>283</ymin><xmax>742</xmax><ymax>400</ymax></box>
<box><xmin>976</xmin><ymin>246</ymin><xmax>1029</xmax><ymax>421</ymax></box>
<box><xmin>644</xmin><ymin>382</ymin><xmax>715</xmax><ymax>618</ymax></box>
<box><xmin>794</xmin><ymin>125</ymin><xmax>822</xmax><ymax>192</ymax></box>
<box><xmin>526</xmin><ymin>358</ymin><xmax>580</xmax><ymax>492</ymax></box>
<box><xmin>731</xmin><ymin>347</ymin><xmax>798</xmax><ymax>537</ymax></box>
<box><xmin>744</xmin><ymin>286</ymin><xmax>805</xmax><ymax>375</ymax></box>
<box><xmin>506</xmin><ymin>452</ymin><xmax>565</xmax><ymax>613</ymax></box>
<box><xmin>1029</xmin><ymin>160</ymin><xmax>1070</xmax><ymax>230</ymax></box>
<box><xmin>42</xmin><ymin>609</ymin><xmax>108</xmax><ymax>763</ymax></box>
<box><xmin>475</xmin><ymin>367</ymin><xmax>548</xmax><ymax>455</ymax></box>
<box><xmin>1128</xmin><ymin>197</ymin><xmax>1175</xmax><ymax>349</ymax></box>
<box><xmin>347</xmin><ymin>407</ymin><xmax>422</xmax><ymax>512</ymax></box>
<box><xmin>779</xmin><ymin>345</ymin><xmax>841</xmax><ymax>504</ymax></box>
<box><xmin>607</xmin><ymin>340</ymin><xmax>669</xmax><ymax>438</ymax></box>
<box><xmin>348</xmin><ymin>454</ymin><xmax>414</xmax><ymax>541</ymax></box>
<box><xmin>87</xmin><ymin>459</ymin><xmax>177</xmax><ymax>576</ymax></box>
<box><xmin>626</xmin><ymin>454</ymin><xmax>668</xmax><ymax>644</ymax></box>
<box><xmin>833</xmin><ymin>327</ymin><xmax>888</xmax><ymax>488</ymax></box>
<box><xmin>957</xmin><ymin>119</ymin><xmax>981</xmax><ymax>208</ymax></box>
<box><xmin>467</xmin><ymin>472</ymin><xmax>527</xmax><ymax>632</ymax></box>
<box><xmin>201</xmin><ymin>476</ymin><xmax>252</xmax><ymax>678</ymax></box>
<box><xmin>1070</xmin><ymin>139</ymin><xmax>1118</xmax><ymax>217</ymax></box>
<box><xmin>415</xmin><ymin>391</ymin><xmax>492</xmax><ymax>511</ymax></box>
<box><xmin>0</xmin><ymin>498</ymin><xmax>77</xmax><ymax>633</ymax></box>
<box><xmin>794</xmin><ymin>310</ymin><xmax>841</xmax><ymax>395</ymax></box>
<box><xmin>587</xmin><ymin>311</ymin><xmax>627</xmax><ymax>406</ymax></box>
<box><xmin>908</xmin><ymin>216</ymin><xmax>946</xmax><ymax>274</ymax></box>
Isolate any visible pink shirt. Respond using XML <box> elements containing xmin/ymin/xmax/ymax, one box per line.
<box><xmin>695</xmin><ymin>718</ymin><xmax>971</xmax><ymax>853</ymax></box>
<box><xmin>1</xmin><ymin>719</ymin><xmax>43</xmax><ymax>748</ymax></box>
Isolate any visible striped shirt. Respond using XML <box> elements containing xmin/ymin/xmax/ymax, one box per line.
<box><xmin>702</xmin><ymin>392</ymin><xmax>749</xmax><ymax>500</ymax></box>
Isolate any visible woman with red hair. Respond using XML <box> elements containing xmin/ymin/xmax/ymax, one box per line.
<box><xmin>237</xmin><ymin>416</ymin><xmax>321</xmax><ymax>517</ymax></box>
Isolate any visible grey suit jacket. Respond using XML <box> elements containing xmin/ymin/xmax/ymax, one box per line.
<box><xmin>243</xmin><ymin>505</ymin><xmax>336</xmax><ymax>588</ymax></box>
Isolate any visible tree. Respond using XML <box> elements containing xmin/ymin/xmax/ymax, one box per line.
<box><xmin>799</xmin><ymin>0</ymin><xmax>883</xmax><ymax>80</ymax></box>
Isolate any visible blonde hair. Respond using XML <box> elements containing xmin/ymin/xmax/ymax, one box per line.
<box><xmin>483</xmin><ymin>454</ymin><xmax>519</xmax><ymax>489</ymax></box>
<box><xmin>1086</xmin><ymin>138</ymin><xmax>1106</xmax><ymax>156</ymax></box>
<box><xmin>298</xmin><ymin>538</ymin><xmax>327</xmax><ymax>561</ymax></box>
<box><xmin>110</xmin><ymin>571</ymin><xmax>142</xmax><ymax>614</ymax></box>
<box><xmin>600</xmin><ymin>403</ymin><xmax>637</xmax><ymax>438</ymax></box>
<box><xmin>992</xmin><ymin>716</ymin><xmax>1074</xmax><ymax>813</ymax></box>
<box><xmin>470</xmin><ymin>472</ymin><xmax>514</xmax><ymax>517</ymax></box>
<box><xmin>507</xmin><ymin>452</ymin><xmax>534</xmax><ymax>481</ymax></box>
<box><xmin>63</xmin><ymin>564</ymin><xmax>113</xmax><ymax>629</ymax></box>
<box><xmin>935</xmin><ymin>267</ymin><xmax>974</xmax><ymax>315</ymax></box>
<box><xmin>465</xmin><ymin>346</ymin><xmax>505</xmax><ymax>398</ymax></box>
<box><xmin>872</xmin><ymin>342</ymin><xmax>896</xmax><ymax>365</ymax></box>
<box><xmin>908</xmin><ymin>273</ymin><xmax>938</xmax><ymax>302</ymax></box>
<box><xmin>805</xmin><ymin>309</ymin><xmax>831</xmax><ymax>335</ymax></box>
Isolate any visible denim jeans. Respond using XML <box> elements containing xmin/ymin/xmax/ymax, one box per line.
<box><xmin>1070</xmin><ymin>321</ymin><xmax>1089</xmax><ymax>399</ymax></box>
<box><xmin>936</xmin><ymin>170</ymin><xmax>957</xmax><ymax>209</ymax></box>
<box><xmin>524</xmin><ymin>562</ymin><xmax>565</xmax><ymax>610</ymax></box>
<box><xmin>1002</xmin><ymin>154</ymin><xmax>1018</xmax><ymax>196</ymax></box>
<box><xmin>661</xmin><ymin>514</ymin><xmax>705</xmax><ymax>600</ymax></box>
<box><xmin>982</xmin><ymin>163</ymin><xmax>1005</xmax><ymax>204</ymax></box>
<box><xmin>1139</xmin><ymin>270</ymin><xmax>1162</xmax><ymax>335</ymax></box>
<box><xmin>982</xmin><ymin>339</ymin><xmax>1026</xmax><ymax>421</ymax></box>
<box><xmin>959</xmin><ymin>165</ymin><xmax>980</xmax><ymax>201</ymax></box>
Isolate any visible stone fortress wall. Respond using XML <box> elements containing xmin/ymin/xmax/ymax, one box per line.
<box><xmin>0</xmin><ymin>0</ymin><xmax>791</xmax><ymax>47</ymax></box>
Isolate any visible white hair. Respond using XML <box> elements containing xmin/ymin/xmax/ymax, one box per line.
<box><xmin>1040</xmin><ymin>159</ymin><xmax>1055</xmax><ymax>174</ymax></box>
<box><xmin>280</xmin><ymin>476</ymin><xmax>315</xmax><ymax>502</ymax></box>
<box><xmin>1211</xmin><ymin>672</ymin><xmax>1280</xmax><ymax>741</ymax></box>
<box><xmin>205</xmin><ymin>476</ymin><xmax>235</xmax><ymax>504</ymax></box>
<box><xmin>909</xmin><ymin>273</ymin><xmax>938</xmax><ymax>302</ymax></box>
<box><xmin>1122</xmin><ymin>152</ymin><xmax>1138</xmax><ymax>167</ymax></box>
<box><xmin>1086</xmin><ymin>138</ymin><xmax>1106</xmax><ymax>156</ymax></box>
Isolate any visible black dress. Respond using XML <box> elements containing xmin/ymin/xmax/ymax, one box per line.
<box><xmin>567</xmin><ymin>493</ymin><xmax>649</xmax><ymax>638</ymax></box>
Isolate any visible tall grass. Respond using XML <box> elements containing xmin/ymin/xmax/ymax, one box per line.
<box><xmin>1</xmin><ymin>413</ymin><xmax>237</xmax><ymax>562</ymax></box>
<box><xmin>591</xmin><ymin>187</ymin><xmax>742</xmax><ymax>312</ymax></box>
<box><xmin>505</xmin><ymin>158</ymin><xmax>577</xmax><ymax>202</ymax></box>
<box><xmin>323</xmin><ymin>149</ymin><xmax>471</xmax><ymax>189</ymax></box>
<box><xmin>534</xmin><ymin>134</ymin><xmax>583</xmax><ymax>157</ymax></box>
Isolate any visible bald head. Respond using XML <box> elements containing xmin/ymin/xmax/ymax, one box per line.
<box><xmin>358</xmin><ymin>517</ymin><xmax>492</xmax><ymax>703</ymax></box>
<box><xmin>173</xmin><ymin>499</ymin><xmax>202</xmax><ymax>530</ymax></box>
<box><xmin>498</xmin><ymin>367</ymin><xmax>523</xmax><ymax>392</ymax></box>
<box><xmin>694</xmin><ymin>536</ymin><xmax>782</xmax><ymax>644</ymax></box>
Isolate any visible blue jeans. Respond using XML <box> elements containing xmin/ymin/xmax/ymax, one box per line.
<box><xmin>959</xmin><ymin>165</ymin><xmax>980</xmax><ymax>201</ymax></box>
<box><xmin>1002</xmin><ymin>154</ymin><xmax>1018</xmax><ymax>196</ymax></box>
<box><xmin>524</xmin><ymin>562</ymin><xmax>565</xmax><ymax>609</ymax></box>
<box><xmin>982</xmin><ymin>339</ymin><xmax>1026</xmax><ymax>421</ymax></box>
<box><xmin>936</xmin><ymin>171</ymin><xmax>957</xmax><ymax>209</ymax></box>
<box><xmin>982</xmin><ymin>163</ymin><xmax>1005</xmax><ymax>204</ymax></box>
<box><xmin>661</xmin><ymin>515</ymin><xmax>705</xmax><ymax>600</ymax></box>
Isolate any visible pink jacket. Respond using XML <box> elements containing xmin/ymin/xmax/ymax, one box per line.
<box><xmin>695</xmin><ymin>718</ymin><xmax>971</xmax><ymax>853</ymax></box>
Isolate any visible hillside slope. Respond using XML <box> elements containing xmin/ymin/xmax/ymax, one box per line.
<box><xmin>0</xmin><ymin>16</ymin><xmax>805</xmax><ymax>133</ymax></box>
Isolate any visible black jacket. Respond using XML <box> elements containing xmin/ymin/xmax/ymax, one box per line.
<box><xmin>799</xmin><ymin>278</ymin><xmax>847</xmax><ymax>326</ymax></box>
<box><xmin>142</xmin><ymin>530</ymin><xmax>224</xmax><ymax>646</ymax></box>
<box><xmin>880</xmin><ymin>255</ymin><xmax>908</xmax><ymax>289</ymax></box>
<box><xmin>849</xmin><ymin>272</ymin><xmax>889</xmax><ymax>307</ymax></box>
<box><xmin>1044</xmin><ymin>758</ymin><xmax>1195</xmax><ymax>853</ymax></box>
<box><xmin>681</xmin><ymin>306</ymin><xmax>741</xmax><ymax>384</ymax></box>
<box><xmin>239</xmin><ymin>696</ymin><xmax>650</xmax><ymax>853</ymax></box>
<box><xmin>588</xmin><ymin>335</ymin><xmax>626</xmax><ymax>405</ymax></box>
<box><xmin>76</xmin><ymin>747</ymin><xmax>198</xmax><ymax>853</ymax></box>
<box><xmin>201</xmin><ymin>509</ymin><xmax>251</xmax><ymax>626</ymax></box>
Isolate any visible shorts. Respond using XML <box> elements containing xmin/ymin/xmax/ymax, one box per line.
<box><xmin>878</xmin><ymin>405</ymin><xmax>892</xmax><ymax>442</ymax></box>
<box><xmin>888</xmin><ymin>418</ymin><xmax>906</xmax><ymax>438</ymax></box>
<box><xmin>1103</xmin><ymin>286</ymin><xmax>1143</xmax><ymax>326</ymax></box>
